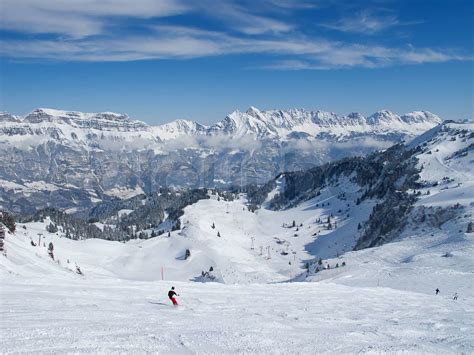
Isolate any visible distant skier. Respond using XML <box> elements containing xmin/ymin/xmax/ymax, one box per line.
<box><xmin>48</xmin><ymin>242</ymin><xmax>54</xmax><ymax>260</ymax></box>
<box><xmin>435</xmin><ymin>288</ymin><xmax>440</xmax><ymax>295</ymax></box>
<box><xmin>453</xmin><ymin>292</ymin><xmax>458</xmax><ymax>301</ymax></box>
<box><xmin>168</xmin><ymin>286</ymin><xmax>179</xmax><ymax>306</ymax></box>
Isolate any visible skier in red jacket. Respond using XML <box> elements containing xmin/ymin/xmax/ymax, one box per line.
<box><xmin>168</xmin><ymin>286</ymin><xmax>179</xmax><ymax>306</ymax></box>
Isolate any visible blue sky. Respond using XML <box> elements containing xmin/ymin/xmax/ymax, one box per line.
<box><xmin>0</xmin><ymin>0</ymin><xmax>472</xmax><ymax>124</ymax></box>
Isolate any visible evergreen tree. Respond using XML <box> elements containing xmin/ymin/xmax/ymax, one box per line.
<box><xmin>185</xmin><ymin>249</ymin><xmax>191</xmax><ymax>260</ymax></box>
<box><xmin>217</xmin><ymin>231</ymin><xmax>221</xmax><ymax>237</ymax></box>
<box><xmin>46</xmin><ymin>222</ymin><xmax>58</xmax><ymax>233</ymax></box>
<box><xmin>467</xmin><ymin>222</ymin><xmax>474</xmax><ymax>233</ymax></box>
<box><xmin>0</xmin><ymin>212</ymin><xmax>16</xmax><ymax>233</ymax></box>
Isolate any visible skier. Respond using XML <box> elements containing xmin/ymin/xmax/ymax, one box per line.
<box><xmin>168</xmin><ymin>286</ymin><xmax>179</xmax><ymax>306</ymax></box>
<box><xmin>453</xmin><ymin>292</ymin><xmax>458</xmax><ymax>301</ymax></box>
<box><xmin>48</xmin><ymin>242</ymin><xmax>54</xmax><ymax>260</ymax></box>
<box><xmin>435</xmin><ymin>288</ymin><xmax>440</xmax><ymax>295</ymax></box>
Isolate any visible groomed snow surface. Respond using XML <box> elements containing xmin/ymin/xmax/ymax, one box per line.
<box><xmin>2</xmin><ymin>276</ymin><xmax>472</xmax><ymax>353</ymax></box>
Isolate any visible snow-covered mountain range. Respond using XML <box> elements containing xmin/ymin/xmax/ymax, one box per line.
<box><xmin>1</xmin><ymin>106</ymin><xmax>441</xmax><ymax>143</ymax></box>
<box><xmin>0</xmin><ymin>107</ymin><xmax>442</xmax><ymax>213</ymax></box>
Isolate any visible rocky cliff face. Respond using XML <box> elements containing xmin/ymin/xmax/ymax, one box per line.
<box><xmin>0</xmin><ymin>107</ymin><xmax>442</xmax><ymax>214</ymax></box>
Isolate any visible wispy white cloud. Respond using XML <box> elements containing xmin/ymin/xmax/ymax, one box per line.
<box><xmin>0</xmin><ymin>0</ymin><xmax>189</xmax><ymax>37</ymax></box>
<box><xmin>193</xmin><ymin>1</ymin><xmax>294</xmax><ymax>35</ymax></box>
<box><xmin>265</xmin><ymin>44</ymin><xmax>470</xmax><ymax>70</ymax></box>
<box><xmin>0</xmin><ymin>29</ymin><xmax>324</xmax><ymax>61</ymax></box>
<box><xmin>2</xmin><ymin>29</ymin><xmax>467</xmax><ymax>70</ymax></box>
<box><xmin>263</xmin><ymin>0</ymin><xmax>319</xmax><ymax>10</ymax></box>
<box><xmin>320</xmin><ymin>9</ymin><xmax>422</xmax><ymax>34</ymax></box>
<box><xmin>0</xmin><ymin>0</ymin><xmax>470</xmax><ymax>69</ymax></box>
<box><xmin>0</xmin><ymin>0</ymin><xmax>291</xmax><ymax>37</ymax></box>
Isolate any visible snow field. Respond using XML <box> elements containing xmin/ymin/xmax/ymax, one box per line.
<box><xmin>1</xmin><ymin>275</ymin><xmax>472</xmax><ymax>353</ymax></box>
<box><xmin>2</xmin><ymin>192</ymin><xmax>473</xmax><ymax>353</ymax></box>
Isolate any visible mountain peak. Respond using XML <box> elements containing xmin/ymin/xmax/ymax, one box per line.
<box><xmin>245</xmin><ymin>106</ymin><xmax>262</xmax><ymax>115</ymax></box>
<box><xmin>0</xmin><ymin>112</ymin><xmax>20</xmax><ymax>122</ymax></box>
<box><xmin>152</xmin><ymin>118</ymin><xmax>206</xmax><ymax>140</ymax></box>
<box><xmin>24</xmin><ymin>108</ymin><xmax>132</xmax><ymax>123</ymax></box>
<box><xmin>21</xmin><ymin>108</ymin><xmax>149</xmax><ymax>133</ymax></box>
<box><xmin>401</xmin><ymin>111</ymin><xmax>442</xmax><ymax>124</ymax></box>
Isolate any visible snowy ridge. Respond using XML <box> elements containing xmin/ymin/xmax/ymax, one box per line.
<box><xmin>411</xmin><ymin>121</ymin><xmax>474</xmax><ymax>200</ymax></box>
<box><xmin>1</xmin><ymin>106</ymin><xmax>442</xmax><ymax>145</ymax></box>
<box><xmin>151</xmin><ymin>119</ymin><xmax>207</xmax><ymax>140</ymax></box>
<box><xmin>208</xmin><ymin>106</ymin><xmax>442</xmax><ymax>139</ymax></box>
<box><xmin>23</xmin><ymin>108</ymin><xmax>148</xmax><ymax>129</ymax></box>
<box><xmin>0</xmin><ymin>108</ymin><xmax>158</xmax><ymax>152</ymax></box>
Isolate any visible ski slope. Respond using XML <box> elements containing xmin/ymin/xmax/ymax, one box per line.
<box><xmin>1</xmin><ymin>196</ymin><xmax>473</xmax><ymax>353</ymax></box>
<box><xmin>1</xmin><ymin>270</ymin><xmax>473</xmax><ymax>353</ymax></box>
